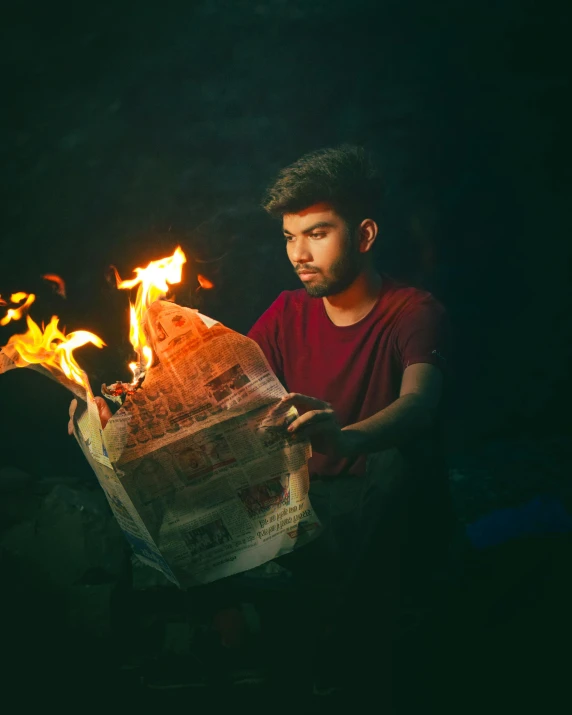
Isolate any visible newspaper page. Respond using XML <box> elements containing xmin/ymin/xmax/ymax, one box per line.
<box><xmin>1</xmin><ymin>300</ymin><xmax>322</xmax><ymax>587</ymax></box>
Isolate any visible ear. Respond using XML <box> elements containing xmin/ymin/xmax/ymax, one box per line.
<box><xmin>358</xmin><ymin>218</ymin><xmax>378</xmax><ymax>253</ymax></box>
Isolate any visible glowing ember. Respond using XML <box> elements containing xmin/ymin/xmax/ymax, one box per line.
<box><xmin>4</xmin><ymin>314</ymin><xmax>105</xmax><ymax>388</ymax></box>
<box><xmin>0</xmin><ymin>292</ymin><xmax>36</xmax><ymax>326</ymax></box>
<box><xmin>116</xmin><ymin>246</ymin><xmax>186</xmax><ymax>382</ymax></box>
<box><xmin>42</xmin><ymin>274</ymin><xmax>67</xmax><ymax>298</ymax></box>
<box><xmin>197</xmin><ymin>274</ymin><xmax>214</xmax><ymax>290</ymax></box>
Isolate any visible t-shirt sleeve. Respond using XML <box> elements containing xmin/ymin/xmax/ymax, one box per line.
<box><xmin>394</xmin><ymin>296</ymin><xmax>451</xmax><ymax>375</ymax></box>
<box><xmin>247</xmin><ymin>292</ymin><xmax>286</xmax><ymax>381</ymax></box>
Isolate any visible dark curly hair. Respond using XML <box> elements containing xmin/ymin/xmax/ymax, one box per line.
<box><xmin>262</xmin><ymin>145</ymin><xmax>384</xmax><ymax>227</ymax></box>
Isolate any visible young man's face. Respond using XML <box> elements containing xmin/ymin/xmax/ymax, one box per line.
<box><xmin>282</xmin><ymin>202</ymin><xmax>362</xmax><ymax>298</ymax></box>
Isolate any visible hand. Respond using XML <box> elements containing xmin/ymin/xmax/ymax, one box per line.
<box><xmin>279</xmin><ymin>392</ymin><xmax>350</xmax><ymax>458</ymax></box>
<box><xmin>67</xmin><ymin>397</ymin><xmax>112</xmax><ymax>436</ymax></box>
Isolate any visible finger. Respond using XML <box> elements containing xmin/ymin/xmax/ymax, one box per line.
<box><xmin>94</xmin><ymin>396</ymin><xmax>113</xmax><ymax>430</ymax></box>
<box><xmin>281</xmin><ymin>392</ymin><xmax>320</xmax><ymax>405</ymax></box>
<box><xmin>68</xmin><ymin>399</ymin><xmax>78</xmax><ymax>436</ymax></box>
<box><xmin>281</xmin><ymin>393</ymin><xmax>330</xmax><ymax>410</ymax></box>
<box><xmin>287</xmin><ymin>410</ymin><xmax>332</xmax><ymax>433</ymax></box>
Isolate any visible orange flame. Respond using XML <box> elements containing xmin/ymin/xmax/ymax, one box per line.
<box><xmin>43</xmin><ymin>274</ymin><xmax>67</xmax><ymax>298</ymax></box>
<box><xmin>4</xmin><ymin>314</ymin><xmax>105</xmax><ymax>388</ymax></box>
<box><xmin>0</xmin><ymin>292</ymin><xmax>36</xmax><ymax>326</ymax></box>
<box><xmin>10</xmin><ymin>292</ymin><xmax>28</xmax><ymax>303</ymax></box>
<box><xmin>197</xmin><ymin>274</ymin><xmax>214</xmax><ymax>290</ymax></box>
<box><xmin>116</xmin><ymin>247</ymin><xmax>186</xmax><ymax>381</ymax></box>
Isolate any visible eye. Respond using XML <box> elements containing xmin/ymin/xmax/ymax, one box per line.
<box><xmin>310</xmin><ymin>232</ymin><xmax>326</xmax><ymax>239</ymax></box>
<box><xmin>283</xmin><ymin>235</ymin><xmax>294</xmax><ymax>242</ymax></box>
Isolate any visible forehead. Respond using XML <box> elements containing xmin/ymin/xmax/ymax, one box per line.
<box><xmin>282</xmin><ymin>202</ymin><xmax>344</xmax><ymax>233</ymax></box>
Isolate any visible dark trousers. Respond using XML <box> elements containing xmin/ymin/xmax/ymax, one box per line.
<box><xmin>282</xmin><ymin>448</ymin><xmax>453</xmax><ymax>706</ymax></box>
<box><xmin>191</xmin><ymin>447</ymin><xmax>453</xmax><ymax>708</ymax></box>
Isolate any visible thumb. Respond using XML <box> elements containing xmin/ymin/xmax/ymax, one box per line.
<box><xmin>93</xmin><ymin>396</ymin><xmax>112</xmax><ymax>430</ymax></box>
<box><xmin>67</xmin><ymin>399</ymin><xmax>78</xmax><ymax>436</ymax></box>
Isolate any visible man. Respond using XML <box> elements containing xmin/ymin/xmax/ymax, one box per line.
<box><xmin>248</xmin><ymin>145</ymin><xmax>453</xmax><ymax>702</ymax></box>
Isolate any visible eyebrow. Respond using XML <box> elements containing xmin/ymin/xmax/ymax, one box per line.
<box><xmin>282</xmin><ymin>221</ymin><xmax>335</xmax><ymax>236</ymax></box>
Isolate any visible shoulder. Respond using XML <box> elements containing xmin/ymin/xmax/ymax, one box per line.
<box><xmin>381</xmin><ymin>276</ymin><xmax>447</xmax><ymax>322</ymax></box>
<box><xmin>381</xmin><ymin>277</ymin><xmax>451</xmax><ymax>370</ymax></box>
<box><xmin>378</xmin><ymin>277</ymin><xmax>450</xmax><ymax>363</ymax></box>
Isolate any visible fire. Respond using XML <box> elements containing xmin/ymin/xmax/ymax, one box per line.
<box><xmin>116</xmin><ymin>246</ymin><xmax>186</xmax><ymax>381</ymax></box>
<box><xmin>2</xmin><ymin>247</ymin><xmax>191</xmax><ymax>392</ymax></box>
<box><xmin>42</xmin><ymin>274</ymin><xmax>67</xmax><ymax>298</ymax></box>
<box><xmin>4</xmin><ymin>314</ymin><xmax>105</xmax><ymax>387</ymax></box>
<box><xmin>11</xmin><ymin>292</ymin><xmax>28</xmax><ymax>303</ymax></box>
<box><xmin>197</xmin><ymin>274</ymin><xmax>214</xmax><ymax>290</ymax></box>
<box><xmin>0</xmin><ymin>292</ymin><xmax>36</xmax><ymax>326</ymax></box>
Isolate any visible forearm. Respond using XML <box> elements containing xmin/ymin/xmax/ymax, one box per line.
<box><xmin>341</xmin><ymin>393</ymin><xmax>435</xmax><ymax>459</ymax></box>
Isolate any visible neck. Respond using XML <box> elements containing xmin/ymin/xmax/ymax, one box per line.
<box><xmin>322</xmin><ymin>267</ymin><xmax>383</xmax><ymax>326</ymax></box>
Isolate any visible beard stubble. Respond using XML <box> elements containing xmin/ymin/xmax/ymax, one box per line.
<box><xmin>299</xmin><ymin>231</ymin><xmax>363</xmax><ymax>298</ymax></box>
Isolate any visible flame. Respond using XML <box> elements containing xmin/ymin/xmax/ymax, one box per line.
<box><xmin>10</xmin><ymin>292</ymin><xmax>28</xmax><ymax>303</ymax></box>
<box><xmin>42</xmin><ymin>274</ymin><xmax>67</xmax><ymax>298</ymax></box>
<box><xmin>0</xmin><ymin>292</ymin><xmax>36</xmax><ymax>326</ymax></box>
<box><xmin>4</xmin><ymin>314</ymin><xmax>105</xmax><ymax>388</ymax></box>
<box><xmin>197</xmin><ymin>274</ymin><xmax>214</xmax><ymax>290</ymax></box>
<box><xmin>116</xmin><ymin>247</ymin><xmax>186</xmax><ymax>381</ymax></box>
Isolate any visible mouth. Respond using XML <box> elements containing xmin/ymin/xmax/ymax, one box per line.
<box><xmin>297</xmin><ymin>270</ymin><xmax>318</xmax><ymax>278</ymax></box>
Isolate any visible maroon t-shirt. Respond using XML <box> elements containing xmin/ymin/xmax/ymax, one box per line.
<box><xmin>247</xmin><ymin>274</ymin><xmax>451</xmax><ymax>480</ymax></box>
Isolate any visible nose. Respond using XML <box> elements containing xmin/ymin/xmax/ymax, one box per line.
<box><xmin>288</xmin><ymin>237</ymin><xmax>312</xmax><ymax>265</ymax></box>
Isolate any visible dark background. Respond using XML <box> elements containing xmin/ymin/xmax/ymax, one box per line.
<box><xmin>1</xmin><ymin>0</ymin><xmax>570</xmax><ymax>710</ymax></box>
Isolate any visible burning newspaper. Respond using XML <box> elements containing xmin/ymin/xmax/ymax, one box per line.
<box><xmin>0</xmin><ymin>252</ymin><xmax>321</xmax><ymax>587</ymax></box>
